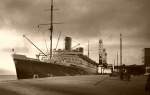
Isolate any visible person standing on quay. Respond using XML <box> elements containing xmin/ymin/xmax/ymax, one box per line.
<box><xmin>145</xmin><ymin>74</ymin><xmax>150</xmax><ymax>95</ymax></box>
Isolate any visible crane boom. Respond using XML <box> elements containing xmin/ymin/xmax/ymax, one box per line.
<box><xmin>72</xmin><ymin>43</ymin><xmax>80</xmax><ymax>49</ymax></box>
<box><xmin>23</xmin><ymin>35</ymin><xmax>47</xmax><ymax>56</ymax></box>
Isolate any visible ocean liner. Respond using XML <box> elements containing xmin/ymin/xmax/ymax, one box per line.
<box><xmin>12</xmin><ymin>0</ymin><xmax>98</xmax><ymax>79</ymax></box>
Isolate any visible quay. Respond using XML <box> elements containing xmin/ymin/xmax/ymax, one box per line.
<box><xmin>0</xmin><ymin>75</ymin><xmax>147</xmax><ymax>95</ymax></box>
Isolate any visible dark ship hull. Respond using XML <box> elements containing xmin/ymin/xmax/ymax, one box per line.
<box><xmin>12</xmin><ymin>1</ymin><xmax>99</xmax><ymax>79</ymax></box>
<box><xmin>13</xmin><ymin>54</ymin><xmax>91</xmax><ymax>79</ymax></box>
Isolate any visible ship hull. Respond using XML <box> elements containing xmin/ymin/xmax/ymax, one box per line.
<box><xmin>13</xmin><ymin>58</ymin><xmax>91</xmax><ymax>79</ymax></box>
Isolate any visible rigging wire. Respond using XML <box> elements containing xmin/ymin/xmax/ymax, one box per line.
<box><xmin>55</xmin><ymin>31</ymin><xmax>61</xmax><ymax>50</ymax></box>
<box><xmin>37</xmin><ymin>25</ymin><xmax>49</xmax><ymax>53</ymax></box>
<box><xmin>44</xmin><ymin>39</ymin><xmax>49</xmax><ymax>53</ymax></box>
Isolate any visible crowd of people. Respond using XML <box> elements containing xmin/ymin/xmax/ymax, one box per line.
<box><xmin>120</xmin><ymin>65</ymin><xmax>131</xmax><ymax>81</ymax></box>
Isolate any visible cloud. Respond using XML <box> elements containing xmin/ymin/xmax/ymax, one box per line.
<box><xmin>56</xmin><ymin>0</ymin><xmax>150</xmax><ymax>40</ymax></box>
<box><xmin>0</xmin><ymin>0</ymin><xmax>149</xmax><ymax>42</ymax></box>
<box><xmin>0</xmin><ymin>0</ymin><xmax>50</xmax><ymax>34</ymax></box>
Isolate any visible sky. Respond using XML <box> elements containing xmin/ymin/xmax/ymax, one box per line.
<box><xmin>0</xmin><ymin>0</ymin><xmax>150</xmax><ymax>75</ymax></box>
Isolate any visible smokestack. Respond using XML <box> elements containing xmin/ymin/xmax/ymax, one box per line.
<box><xmin>78</xmin><ymin>47</ymin><xmax>84</xmax><ymax>53</ymax></box>
<box><xmin>65</xmin><ymin>37</ymin><xmax>72</xmax><ymax>51</ymax></box>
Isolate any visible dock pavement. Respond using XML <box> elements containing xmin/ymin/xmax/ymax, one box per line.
<box><xmin>0</xmin><ymin>75</ymin><xmax>147</xmax><ymax>95</ymax></box>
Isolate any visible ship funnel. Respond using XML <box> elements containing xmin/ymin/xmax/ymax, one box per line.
<box><xmin>65</xmin><ymin>37</ymin><xmax>72</xmax><ymax>51</ymax></box>
<box><xmin>76</xmin><ymin>47</ymin><xmax>84</xmax><ymax>53</ymax></box>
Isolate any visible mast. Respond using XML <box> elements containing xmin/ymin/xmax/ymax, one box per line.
<box><xmin>117</xmin><ymin>52</ymin><xmax>118</xmax><ymax>72</ymax></box>
<box><xmin>50</xmin><ymin>0</ymin><xmax>53</xmax><ymax>59</ymax></box>
<box><xmin>120</xmin><ymin>33</ymin><xmax>122</xmax><ymax>66</ymax></box>
<box><xmin>88</xmin><ymin>41</ymin><xmax>89</xmax><ymax>57</ymax></box>
<box><xmin>114</xmin><ymin>59</ymin><xmax>115</xmax><ymax>71</ymax></box>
